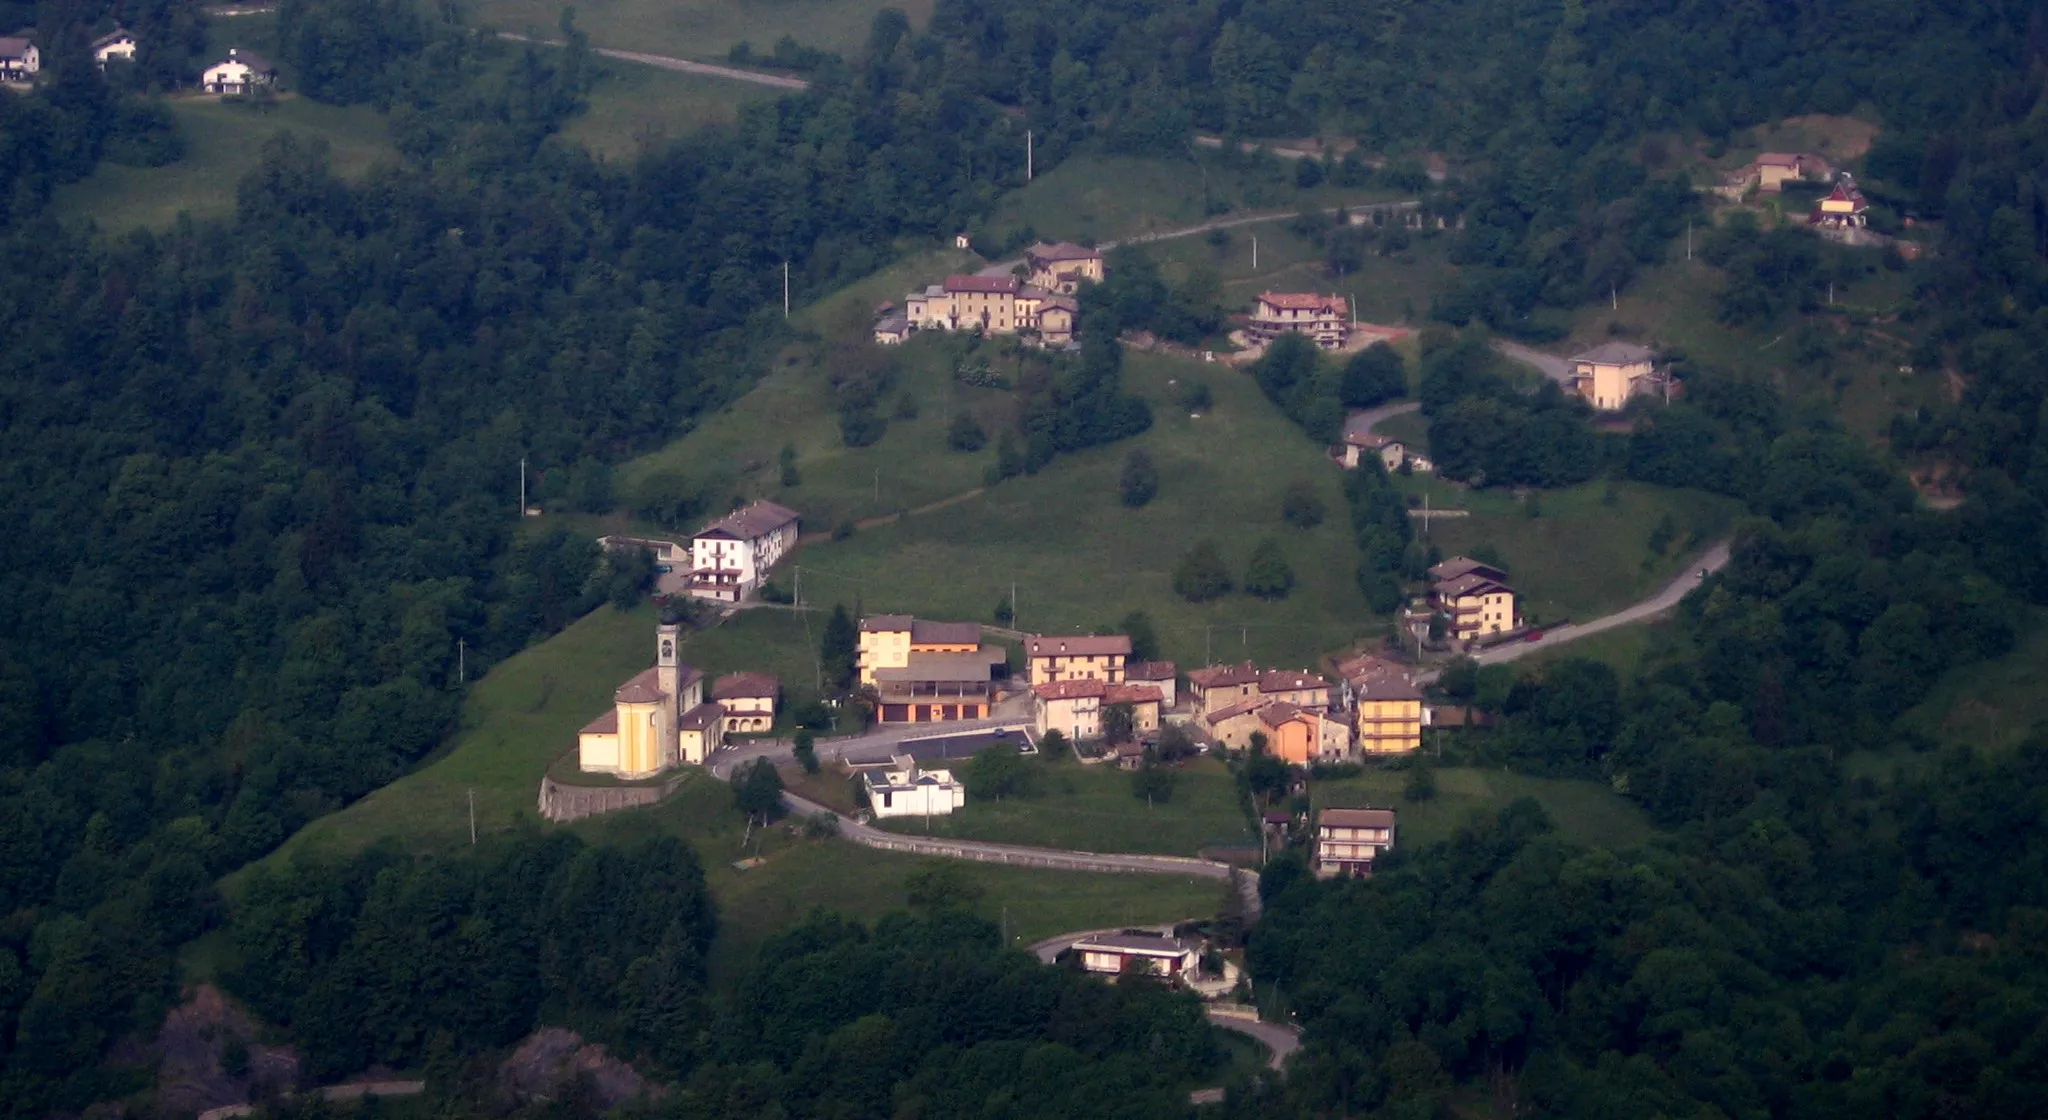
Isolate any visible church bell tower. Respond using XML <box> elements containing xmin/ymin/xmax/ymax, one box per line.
<box><xmin>656</xmin><ymin>620</ymin><xmax>681</xmax><ymax>709</ymax></box>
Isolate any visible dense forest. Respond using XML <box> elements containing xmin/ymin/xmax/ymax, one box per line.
<box><xmin>4</xmin><ymin>0</ymin><xmax>2048</xmax><ymax>1115</ymax></box>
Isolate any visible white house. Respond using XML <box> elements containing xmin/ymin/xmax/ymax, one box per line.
<box><xmin>1069</xmin><ymin>931</ymin><xmax>1200</xmax><ymax>979</ymax></box>
<box><xmin>202</xmin><ymin>48</ymin><xmax>277</xmax><ymax>95</ymax></box>
<box><xmin>91</xmin><ymin>28</ymin><xmax>136</xmax><ymax>68</ymax></box>
<box><xmin>863</xmin><ymin>757</ymin><xmax>965</xmax><ymax>819</ymax></box>
<box><xmin>1034</xmin><ymin>678</ymin><xmax>1105</xmax><ymax>742</ymax></box>
<box><xmin>0</xmin><ymin>36</ymin><xmax>40</xmax><ymax>82</ymax></box>
<box><xmin>686</xmin><ymin>499</ymin><xmax>800</xmax><ymax>603</ymax></box>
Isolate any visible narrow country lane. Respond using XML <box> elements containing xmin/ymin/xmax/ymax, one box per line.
<box><xmin>496</xmin><ymin>33</ymin><xmax>812</xmax><ymax>90</ymax></box>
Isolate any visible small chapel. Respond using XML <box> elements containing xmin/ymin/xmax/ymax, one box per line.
<box><xmin>576</xmin><ymin>617</ymin><xmax>726</xmax><ymax>778</ymax></box>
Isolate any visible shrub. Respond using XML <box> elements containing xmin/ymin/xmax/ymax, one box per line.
<box><xmin>1174</xmin><ymin>541</ymin><xmax>1233</xmax><ymax>602</ymax></box>
<box><xmin>1282</xmin><ymin>481</ymin><xmax>1326</xmax><ymax>529</ymax></box>
<box><xmin>1244</xmin><ymin>538</ymin><xmax>1295</xmax><ymax>599</ymax></box>
<box><xmin>1120</xmin><ymin>449</ymin><xmax>1159</xmax><ymax>507</ymax></box>
<box><xmin>948</xmin><ymin>411</ymin><xmax>987</xmax><ymax>451</ymax></box>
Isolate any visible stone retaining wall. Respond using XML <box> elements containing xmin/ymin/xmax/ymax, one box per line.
<box><xmin>538</xmin><ymin>775</ymin><xmax>684</xmax><ymax>822</ymax></box>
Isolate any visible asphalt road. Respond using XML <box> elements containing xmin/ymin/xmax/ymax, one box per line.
<box><xmin>1418</xmin><ymin>538</ymin><xmax>1732</xmax><ymax>681</ymax></box>
<box><xmin>497</xmin><ymin>34</ymin><xmax>812</xmax><ymax>90</ymax></box>
<box><xmin>1490</xmin><ymin>338</ymin><xmax>1575</xmax><ymax>385</ymax></box>
<box><xmin>1208</xmin><ymin>1012</ymin><xmax>1302</xmax><ymax>1071</ymax></box>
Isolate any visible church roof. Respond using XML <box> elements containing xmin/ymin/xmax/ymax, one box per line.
<box><xmin>614</xmin><ymin>667</ymin><xmax>666</xmax><ymax>705</ymax></box>
<box><xmin>677</xmin><ymin>702</ymin><xmax>725</xmax><ymax>731</ymax></box>
<box><xmin>580</xmin><ymin>709</ymin><xmax>619</xmax><ymax>735</ymax></box>
<box><xmin>713</xmin><ymin>671</ymin><xmax>780</xmax><ymax>700</ymax></box>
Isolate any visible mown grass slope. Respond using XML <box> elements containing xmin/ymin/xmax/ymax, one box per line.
<box><xmin>872</xmin><ymin>756</ymin><xmax>1255</xmax><ymax>856</ymax></box>
<box><xmin>1314</xmin><ymin>766</ymin><xmax>1655</xmax><ymax>851</ymax></box>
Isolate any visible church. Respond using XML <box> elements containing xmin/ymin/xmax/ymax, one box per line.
<box><xmin>576</xmin><ymin>617</ymin><xmax>726</xmax><ymax>778</ymax></box>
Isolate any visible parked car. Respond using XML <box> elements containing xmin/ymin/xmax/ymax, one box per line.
<box><xmin>1525</xmin><ymin>630</ymin><xmax>1545</xmax><ymax>642</ymax></box>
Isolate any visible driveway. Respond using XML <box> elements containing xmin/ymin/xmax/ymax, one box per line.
<box><xmin>1418</xmin><ymin>538</ymin><xmax>1731</xmax><ymax>679</ymax></box>
<box><xmin>1343</xmin><ymin>400</ymin><xmax>1421</xmax><ymax>442</ymax></box>
<box><xmin>1207</xmin><ymin>1012</ymin><xmax>1301</xmax><ymax>1071</ymax></box>
<box><xmin>1490</xmin><ymin>339</ymin><xmax>1574</xmax><ymax>385</ymax></box>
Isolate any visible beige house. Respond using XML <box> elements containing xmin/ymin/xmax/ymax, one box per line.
<box><xmin>711</xmin><ymin>672</ymin><xmax>778</xmax><ymax>735</ymax></box>
<box><xmin>1428</xmin><ymin>557</ymin><xmax>1518</xmax><ymax>642</ymax></box>
<box><xmin>1316</xmin><ymin>807</ymin><xmax>1396</xmax><ymax>878</ymax></box>
<box><xmin>1248</xmin><ymin>292</ymin><xmax>1350</xmax><ymax>350</ymax></box>
<box><xmin>676</xmin><ymin>701</ymin><xmax>726</xmax><ymax>765</ymax></box>
<box><xmin>1754</xmin><ymin>152</ymin><xmax>1827</xmax><ymax>192</ymax></box>
<box><xmin>1103</xmin><ymin>683</ymin><xmax>1164</xmax><ymax>734</ymax></box>
<box><xmin>905</xmin><ymin>275</ymin><xmax>1079</xmax><ymax>345</ymax></box>
<box><xmin>1259</xmin><ymin>670</ymin><xmax>1332</xmax><ymax>712</ymax></box>
<box><xmin>1026</xmin><ymin>242</ymin><xmax>1104</xmax><ymax>294</ymax></box>
<box><xmin>1035</xmin><ymin>677</ymin><xmax>1105</xmax><ymax>741</ymax></box>
<box><xmin>1125</xmin><ymin>661</ymin><xmax>1178</xmax><ymax>708</ymax></box>
<box><xmin>1025</xmin><ymin>633</ymin><xmax>1131</xmax><ymax>686</ymax></box>
<box><xmin>1187</xmin><ymin>662</ymin><xmax>1263</xmax><ymax>718</ymax></box>
<box><xmin>1568</xmin><ymin>341</ymin><xmax>1655</xmax><ymax>411</ymax></box>
<box><xmin>1340</xmin><ymin>427</ymin><xmax>1406</xmax><ymax>472</ymax></box>
<box><xmin>1069</xmin><ymin>931</ymin><xmax>1198</xmax><ymax>980</ymax></box>
<box><xmin>873</xmin><ymin>316</ymin><xmax>909</xmax><ymax>345</ymax></box>
<box><xmin>575</xmin><ymin>620</ymin><xmax>714</xmax><ymax>776</ymax></box>
<box><xmin>859</xmin><ymin>616</ymin><xmax>1004</xmax><ymax>724</ymax></box>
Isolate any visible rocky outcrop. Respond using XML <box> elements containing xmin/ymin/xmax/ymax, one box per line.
<box><xmin>152</xmin><ymin>985</ymin><xmax>301</xmax><ymax>1117</ymax></box>
<box><xmin>499</xmin><ymin>1028</ymin><xmax>649</xmax><ymax>1110</ymax></box>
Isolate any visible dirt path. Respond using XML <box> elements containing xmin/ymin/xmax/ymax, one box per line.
<box><xmin>498</xmin><ymin>33</ymin><xmax>811</xmax><ymax>90</ymax></box>
<box><xmin>796</xmin><ymin>486</ymin><xmax>987</xmax><ymax>544</ymax></box>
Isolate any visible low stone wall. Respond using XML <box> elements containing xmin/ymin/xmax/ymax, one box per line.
<box><xmin>538</xmin><ymin>775</ymin><xmax>684</xmax><ymax>822</ymax></box>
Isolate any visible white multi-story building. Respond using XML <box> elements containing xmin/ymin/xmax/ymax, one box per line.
<box><xmin>91</xmin><ymin>29</ymin><xmax>136</xmax><ymax>68</ymax></box>
<box><xmin>686</xmin><ymin>500</ymin><xmax>800</xmax><ymax>603</ymax></box>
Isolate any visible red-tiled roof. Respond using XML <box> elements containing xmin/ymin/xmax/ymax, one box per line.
<box><xmin>1258</xmin><ymin>701</ymin><xmax>1305</xmax><ymax>728</ymax></box>
<box><xmin>861</xmin><ymin>614</ymin><xmax>913</xmax><ymax>632</ymax></box>
<box><xmin>712</xmin><ymin>672</ymin><xmax>779</xmax><ymax>700</ymax></box>
<box><xmin>1188</xmin><ymin>662</ymin><xmax>1261</xmax><ymax>689</ymax></box>
<box><xmin>1104</xmin><ymin>683</ymin><xmax>1163</xmax><ymax>706</ymax></box>
<box><xmin>1126</xmin><ymin>660</ymin><xmax>1177</xmax><ymax>681</ymax></box>
<box><xmin>1026</xmin><ymin>634</ymin><xmax>1132</xmax><ymax>658</ymax></box>
<box><xmin>580</xmin><ymin>709</ymin><xmax>619</xmax><ymax>735</ymax></box>
<box><xmin>1205</xmin><ymin>697</ymin><xmax>1268</xmax><ymax>725</ymax></box>
<box><xmin>1035</xmin><ymin>678</ymin><xmax>1107</xmax><ymax>701</ymax></box>
<box><xmin>1322</xmin><ymin>807</ymin><xmax>1396</xmax><ymax>828</ymax></box>
<box><xmin>945</xmin><ymin>274</ymin><xmax>1021</xmax><ymax>294</ymax></box>
<box><xmin>1260</xmin><ymin>671</ymin><xmax>1327</xmax><ymax>694</ymax></box>
<box><xmin>614</xmin><ymin>667</ymin><xmax>666</xmax><ymax>705</ymax></box>
<box><xmin>911</xmin><ymin>619</ymin><xmax>982</xmax><ymax>646</ymax></box>
<box><xmin>696</xmin><ymin>499</ymin><xmax>800</xmax><ymax>541</ymax></box>
<box><xmin>1428</xmin><ymin>557</ymin><xmax>1508</xmax><ymax>584</ymax></box>
<box><xmin>677</xmin><ymin>702</ymin><xmax>725</xmax><ymax>732</ymax></box>
<box><xmin>1028</xmin><ymin>241</ymin><xmax>1100</xmax><ymax>263</ymax></box>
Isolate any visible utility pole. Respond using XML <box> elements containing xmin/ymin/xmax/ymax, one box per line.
<box><xmin>1611</xmin><ymin>284</ymin><xmax>1618</xmax><ymax>310</ymax></box>
<box><xmin>458</xmin><ymin>637</ymin><xmax>466</xmax><ymax>683</ymax></box>
<box><xmin>1011</xmin><ymin>582</ymin><xmax>1017</xmax><ymax>629</ymax></box>
<box><xmin>1252</xmin><ymin>233</ymin><xmax>1258</xmax><ymax>271</ymax></box>
<box><xmin>467</xmin><ymin>788</ymin><xmax>476</xmax><ymax>844</ymax></box>
<box><xmin>873</xmin><ymin>468</ymin><xmax>880</xmax><ymax>506</ymax></box>
<box><xmin>1026</xmin><ymin>130</ymin><xmax>1033</xmax><ymax>181</ymax></box>
<box><xmin>783</xmin><ymin>260</ymin><xmax>790</xmax><ymax>319</ymax></box>
<box><xmin>1205</xmin><ymin>626</ymin><xmax>1212</xmax><ymax>666</ymax></box>
<box><xmin>1686</xmin><ymin>220</ymin><xmax>1693</xmax><ymax>261</ymax></box>
<box><xmin>518</xmin><ymin>456</ymin><xmax>526</xmax><ymax>518</ymax></box>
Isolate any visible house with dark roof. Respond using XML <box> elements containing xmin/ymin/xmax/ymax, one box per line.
<box><xmin>1316</xmin><ymin>807</ymin><xmax>1396</xmax><ymax>877</ymax></box>
<box><xmin>685</xmin><ymin>499</ymin><xmax>800</xmax><ymax>603</ymax></box>
<box><xmin>1428</xmin><ymin>556</ymin><xmax>1518</xmax><ymax>642</ymax></box>
<box><xmin>1025</xmin><ymin>633</ymin><xmax>1132</xmax><ymax>687</ymax></box>
<box><xmin>1568</xmin><ymin>341</ymin><xmax>1656</xmax><ymax>410</ymax></box>
<box><xmin>1187</xmin><ymin>662</ymin><xmax>1263</xmax><ymax>718</ymax></box>
<box><xmin>897</xmin><ymin>244</ymin><xmax>1101</xmax><ymax>346</ymax></box>
<box><xmin>91</xmin><ymin>28</ymin><xmax>136</xmax><ymax>67</ymax></box>
<box><xmin>1068</xmin><ymin>931</ymin><xmax>1199</xmax><ymax>980</ymax></box>
<box><xmin>1124</xmin><ymin>660</ymin><xmax>1178</xmax><ymax>707</ymax></box>
<box><xmin>1335</xmin><ymin>653</ymin><xmax>1423</xmax><ymax>755</ymax></box>
<box><xmin>858</xmin><ymin>615</ymin><xmax>1006</xmax><ymax>724</ymax></box>
<box><xmin>202</xmin><ymin>48</ymin><xmax>276</xmax><ymax>94</ymax></box>
<box><xmin>1034</xmin><ymin>676</ymin><xmax>1106</xmax><ymax>741</ymax></box>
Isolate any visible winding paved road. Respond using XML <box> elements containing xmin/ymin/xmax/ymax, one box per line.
<box><xmin>497</xmin><ymin>33</ymin><xmax>812</xmax><ymax>90</ymax></box>
<box><xmin>1490</xmin><ymin>338</ymin><xmax>1575</xmax><ymax>385</ymax></box>
<box><xmin>1418</xmin><ymin>538</ymin><xmax>1730</xmax><ymax>681</ymax></box>
<box><xmin>1207</xmin><ymin>1012</ymin><xmax>1301</xmax><ymax>1071</ymax></box>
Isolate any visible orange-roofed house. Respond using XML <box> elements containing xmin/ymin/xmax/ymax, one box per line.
<box><xmin>1188</xmin><ymin>662</ymin><xmax>1263</xmax><ymax>718</ymax></box>
<box><xmin>1035</xmin><ymin>677</ymin><xmax>1107</xmax><ymax>741</ymax></box>
<box><xmin>1025</xmin><ymin>633</ymin><xmax>1132</xmax><ymax>686</ymax></box>
<box><xmin>1257</xmin><ymin>702</ymin><xmax>1321</xmax><ymax>764</ymax></box>
<box><xmin>1103</xmin><ymin>683</ymin><xmax>1164</xmax><ymax>735</ymax></box>
<box><xmin>1249</xmin><ymin>292</ymin><xmax>1350</xmax><ymax>350</ymax></box>
<box><xmin>1026</xmin><ymin>242</ymin><xmax>1105</xmax><ymax>294</ymax></box>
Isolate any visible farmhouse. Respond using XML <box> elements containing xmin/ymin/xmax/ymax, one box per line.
<box><xmin>1259</xmin><ymin>669</ymin><xmax>1332</xmax><ymax>712</ymax></box>
<box><xmin>1568</xmin><ymin>341</ymin><xmax>1655</xmax><ymax>411</ymax></box>
<box><xmin>1025</xmin><ymin>241</ymin><xmax>1104</xmax><ymax>294</ymax></box>
<box><xmin>685</xmin><ymin>499</ymin><xmax>799</xmax><ymax>603</ymax></box>
<box><xmin>711</xmin><ymin>672</ymin><xmax>778</xmax><ymax>734</ymax></box>
<box><xmin>1248</xmin><ymin>292</ymin><xmax>1350</xmax><ymax>350</ymax></box>
<box><xmin>1753</xmin><ymin>152</ymin><xmax>1829</xmax><ymax>192</ymax></box>
<box><xmin>91</xmin><ymin>28</ymin><xmax>136</xmax><ymax>67</ymax></box>
<box><xmin>872</xmin><ymin>315</ymin><xmax>909</xmax><ymax>345</ymax></box>
<box><xmin>863</xmin><ymin>757</ymin><xmax>965</xmax><ymax>819</ymax></box>
<box><xmin>0</xmin><ymin>35</ymin><xmax>38</xmax><ymax>81</ymax></box>
<box><xmin>1069</xmin><ymin>931</ymin><xmax>1199</xmax><ymax>980</ymax></box>
<box><xmin>1025</xmin><ymin>633</ymin><xmax>1131</xmax><ymax>686</ymax></box>
<box><xmin>1428</xmin><ymin>556</ymin><xmax>1519</xmax><ymax>642</ymax></box>
<box><xmin>1103</xmin><ymin>683</ymin><xmax>1164</xmax><ymax>735</ymax></box>
<box><xmin>1187</xmin><ymin>662</ymin><xmax>1263</xmax><ymax>718</ymax></box>
<box><xmin>202</xmin><ymin>48</ymin><xmax>276</xmax><ymax>94</ymax></box>
<box><xmin>1339</xmin><ymin>423</ymin><xmax>1406</xmax><ymax>472</ymax></box>
<box><xmin>574</xmin><ymin>619</ymin><xmax>716</xmax><ymax>777</ymax></box>
<box><xmin>859</xmin><ymin>616</ymin><xmax>1005</xmax><ymax>723</ymax></box>
<box><xmin>902</xmin><ymin>274</ymin><xmax>1081</xmax><ymax>346</ymax></box>
<box><xmin>1316</xmin><ymin>807</ymin><xmax>1397</xmax><ymax>878</ymax></box>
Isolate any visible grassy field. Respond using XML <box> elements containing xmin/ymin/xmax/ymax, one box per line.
<box><xmin>1392</xmin><ymin>476</ymin><xmax>1742</xmax><ymax>623</ymax></box>
<box><xmin>1514</xmin><ymin>617</ymin><xmax>1684</xmax><ymax>678</ymax></box>
<box><xmin>472</xmin><ymin>0</ymin><xmax>932</xmax><ymax>63</ymax></box>
<box><xmin>977</xmin><ymin>153</ymin><xmax>1407</xmax><ymax>250</ymax></box>
<box><xmin>1138</xmin><ymin>218</ymin><xmax>1456</xmax><ymax>325</ymax></box>
<box><xmin>52</xmin><ymin>95</ymin><xmax>396</xmax><ymax>232</ymax></box>
<box><xmin>1314</xmin><ymin>766</ymin><xmax>1654</xmax><ymax>851</ymax></box>
<box><xmin>564</xmin><ymin>59</ymin><xmax>780</xmax><ymax>160</ymax></box>
<box><xmin>1898</xmin><ymin>606</ymin><xmax>2048</xmax><ymax>755</ymax></box>
<box><xmin>872</xmin><ymin>756</ymin><xmax>1254</xmax><ymax>856</ymax></box>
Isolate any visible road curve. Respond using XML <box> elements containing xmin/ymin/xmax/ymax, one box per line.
<box><xmin>498</xmin><ymin>33</ymin><xmax>812</xmax><ymax>90</ymax></box>
<box><xmin>1419</xmin><ymin>538</ymin><xmax>1731</xmax><ymax>681</ymax></box>
<box><xmin>1207</xmin><ymin>1012</ymin><xmax>1301</xmax><ymax>1071</ymax></box>
<box><xmin>1490</xmin><ymin>338</ymin><xmax>1574</xmax><ymax>385</ymax></box>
